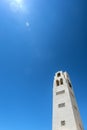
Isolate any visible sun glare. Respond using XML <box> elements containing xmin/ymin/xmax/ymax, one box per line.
<box><xmin>15</xmin><ymin>0</ymin><xmax>23</xmax><ymax>4</ymax></box>
<box><xmin>7</xmin><ymin>0</ymin><xmax>26</xmax><ymax>13</ymax></box>
<box><xmin>15</xmin><ymin>0</ymin><xmax>23</xmax><ymax>7</ymax></box>
<box><xmin>6</xmin><ymin>0</ymin><xmax>30</xmax><ymax>27</ymax></box>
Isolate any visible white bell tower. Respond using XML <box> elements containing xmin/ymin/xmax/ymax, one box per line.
<box><xmin>52</xmin><ymin>71</ymin><xmax>84</xmax><ymax>130</ymax></box>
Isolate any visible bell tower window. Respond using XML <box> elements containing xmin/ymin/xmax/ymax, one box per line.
<box><xmin>57</xmin><ymin>73</ymin><xmax>61</xmax><ymax>77</ymax></box>
<box><xmin>56</xmin><ymin>80</ymin><xmax>59</xmax><ymax>86</ymax></box>
<box><xmin>60</xmin><ymin>78</ymin><xmax>63</xmax><ymax>85</ymax></box>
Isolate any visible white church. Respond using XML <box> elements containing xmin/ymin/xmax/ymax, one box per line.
<box><xmin>52</xmin><ymin>71</ymin><xmax>84</xmax><ymax>130</ymax></box>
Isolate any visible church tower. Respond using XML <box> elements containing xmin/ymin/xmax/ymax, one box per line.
<box><xmin>52</xmin><ymin>71</ymin><xmax>84</xmax><ymax>130</ymax></box>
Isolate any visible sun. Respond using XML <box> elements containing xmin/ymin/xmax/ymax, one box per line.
<box><xmin>15</xmin><ymin>0</ymin><xmax>23</xmax><ymax>4</ymax></box>
<box><xmin>7</xmin><ymin>0</ymin><xmax>25</xmax><ymax>12</ymax></box>
<box><xmin>6</xmin><ymin>0</ymin><xmax>30</xmax><ymax>27</ymax></box>
<box><xmin>14</xmin><ymin>0</ymin><xmax>23</xmax><ymax>7</ymax></box>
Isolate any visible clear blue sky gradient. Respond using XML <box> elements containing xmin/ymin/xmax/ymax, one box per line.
<box><xmin>0</xmin><ymin>0</ymin><xmax>87</xmax><ymax>130</ymax></box>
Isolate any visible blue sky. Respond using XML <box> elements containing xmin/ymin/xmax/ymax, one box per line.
<box><xmin>0</xmin><ymin>0</ymin><xmax>87</xmax><ymax>130</ymax></box>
